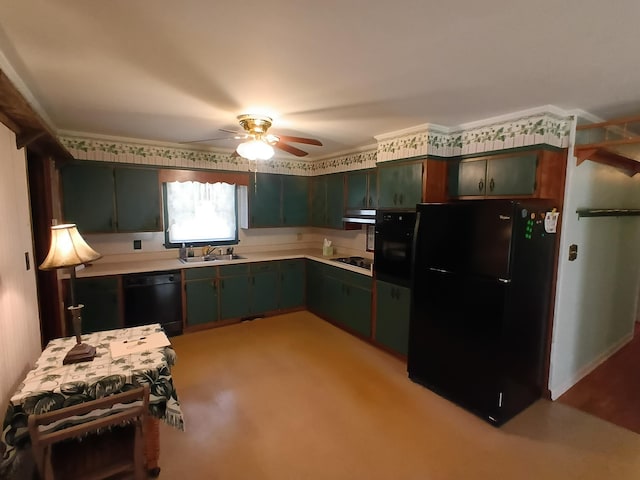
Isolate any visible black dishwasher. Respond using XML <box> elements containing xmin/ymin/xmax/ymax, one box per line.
<box><xmin>123</xmin><ymin>270</ymin><xmax>183</xmax><ymax>336</ymax></box>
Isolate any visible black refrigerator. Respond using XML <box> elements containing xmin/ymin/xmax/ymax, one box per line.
<box><xmin>408</xmin><ymin>199</ymin><xmax>557</xmax><ymax>426</ymax></box>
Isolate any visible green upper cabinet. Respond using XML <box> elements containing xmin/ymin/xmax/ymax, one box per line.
<box><xmin>61</xmin><ymin>163</ymin><xmax>162</xmax><ymax>233</ymax></box>
<box><xmin>310</xmin><ymin>173</ymin><xmax>345</xmax><ymax>229</ymax></box>
<box><xmin>249</xmin><ymin>173</ymin><xmax>282</xmax><ymax>227</ymax></box>
<box><xmin>249</xmin><ymin>173</ymin><xmax>309</xmax><ymax>227</ymax></box>
<box><xmin>310</xmin><ymin>176</ymin><xmax>327</xmax><ymax>226</ymax></box>
<box><xmin>61</xmin><ymin>163</ymin><xmax>116</xmax><ymax>233</ymax></box>
<box><xmin>115</xmin><ymin>168</ymin><xmax>161</xmax><ymax>231</ymax></box>
<box><xmin>375</xmin><ymin>280</ymin><xmax>411</xmax><ymax>355</ymax></box>
<box><xmin>282</xmin><ymin>175</ymin><xmax>309</xmax><ymax>226</ymax></box>
<box><xmin>452</xmin><ymin>152</ymin><xmax>538</xmax><ymax>197</ymax></box>
<box><xmin>326</xmin><ymin>173</ymin><xmax>345</xmax><ymax>229</ymax></box>
<box><xmin>346</xmin><ymin>169</ymin><xmax>377</xmax><ymax>209</ymax></box>
<box><xmin>279</xmin><ymin>259</ymin><xmax>305</xmax><ymax>310</ymax></box>
<box><xmin>486</xmin><ymin>154</ymin><xmax>537</xmax><ymax>196</ymax></box>
<box><xmin>377</xmin><ymin>162</ymin><xmax>423</xmax><ymax>209</ymax></box>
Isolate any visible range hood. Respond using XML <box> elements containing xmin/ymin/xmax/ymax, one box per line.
<box><xmin>342</xmin><ymin>209</ymin><xmax>376</xmax><ymax>224</ymax></box>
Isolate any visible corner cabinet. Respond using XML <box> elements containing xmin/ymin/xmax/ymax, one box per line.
<box><xmin>61</xmin><ymin>163</ymin><xmax>161</xmax><ymax>233</ymax></box>
<box><xmin>306</xmin><ymin>260</ymin><xmax>372</xmax><ymax>338</ymax></box>
<box><xmin>449</xmin><ymin>148</ymin><xmax>567</xmax><ymax>200</ymax></box>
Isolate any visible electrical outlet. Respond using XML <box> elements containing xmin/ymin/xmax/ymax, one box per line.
<box><xmin>133</xmin><ymin>239</ymin><xmax>142</xmax><ymax>250</ymax></box>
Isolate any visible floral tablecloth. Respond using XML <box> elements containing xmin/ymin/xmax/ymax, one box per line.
<box><xmin>0</xmin><ymin>324</ymin><xmax>184</xmax><ymax>476</ymax></box>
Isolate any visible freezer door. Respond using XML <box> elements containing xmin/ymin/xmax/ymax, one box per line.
<box><xmin>408</xmin><ymin>269</ymin><xmax>507</xmax><ymax>422</ymax></box>
<box><xmin>415</xmin><ymin>201</ymin><xmax>514</xmax><ymax>279</ymax></box>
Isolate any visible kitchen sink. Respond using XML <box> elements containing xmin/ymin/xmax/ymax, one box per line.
<box><xmin>180</xmin><ymin>254</ymin><xmax>246</xmax><ymax>263</ymax></box>
<box><xmin>213</xmin><ymin>254</ymin><xmax>246</xmax><ymax>261</ymax></box>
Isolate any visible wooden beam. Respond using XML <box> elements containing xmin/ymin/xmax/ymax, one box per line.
<box><xmin>16</xmin><ymin>130</ymin><xmax>46</xmax><ymax>149</ymax></box>
<box><xmin>0</xmin><ymin>69</ymin><xmax>72</xmax><ymax>160</ymax></box>
<box><xmin>575</xmin><ymin>147</ymin><xmax>640</xmax><ymax>177</ymax></box>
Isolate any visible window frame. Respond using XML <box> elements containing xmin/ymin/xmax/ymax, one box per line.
<box><xmin>159</xmin><ymin>169</ymin><xmax>248</xmax><ymax>249</ymax></box>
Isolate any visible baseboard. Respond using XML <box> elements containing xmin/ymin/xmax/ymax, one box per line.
<box><xmin>550</xmin><ymin>331</ymin><xmax>634</xmax><ymax>400</ymax></box>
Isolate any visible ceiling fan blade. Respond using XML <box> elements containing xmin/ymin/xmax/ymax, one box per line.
<box><xmin>276</xmin><ymin>135</ymin><xmax>322</xmax><ymax>146</ymax></box>
<box><xmin>179</xmin><ymin>135</ymin><xmax>236</xmax><ymax>144</ymax></box>
<box><xmin>275</xmin><ymin>141</ymin><xmax>309</xmax><ymax>157</ymax></box>
<box><xmin>219</xmin><ymin>128</ymin><xmax>245</xmax><ymax>135</ymax></box>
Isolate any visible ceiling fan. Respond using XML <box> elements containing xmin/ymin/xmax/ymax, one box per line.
<box><xmin>184</xmin><ymin>114</ymin><xmax>323</xmax><ymax>160</ymax></box>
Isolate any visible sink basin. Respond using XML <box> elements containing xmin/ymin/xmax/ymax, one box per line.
<box><xmin>213</xmin><ymin>254</ymin><xmax>246</xmax><ymax>261</ymax></box>
<box><xmin>180</xmin><ymin>256</ymin><xmax>215</xmax><ymax>263</ymax></box>
<box><xmin>180</xmin><ymin>254</ymin><xmax>246</xmax><ymax>263</ymax></box>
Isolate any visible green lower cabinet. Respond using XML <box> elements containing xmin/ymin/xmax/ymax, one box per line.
<box><xmin>340</xmin><ymin>283</ymin><xmax>372</xmax><ymax>337</ymax></box>
<box><xmin>73</xmin><ymin>277</ymin><xmax>120</xmax><ymax>333</ymax></box>
<box><xmin>279</xmin><ymin>259</ymin><xmax>305</xmax><ymax>309</ymax></box>
<box><xmin>375</xmin><ymin>280</ymin><xmax>411</xmax><ymax>355</ymax></box>
<box><xmin>251</xmin><ymin>270</ymin><xmax>279</xmax><ymax>315</ymax></box>
<box><xmin>310</xmin><ymin>262</ymin><xmax>372</xmax><ymax>338</ymax></box>
<box><xmin>185</xmin><ymin>280</ymin><xmax>219</xmax><ymax>326</ymax></box>
<box><xmin>306</xmin><ymin>260</ymin><xmax>326</xmax><ymax>315</ymax></box>
<box><xmin>219</xmin><ymin>265</ymin><xmax>251</xmax><ymax>320</ymax></box>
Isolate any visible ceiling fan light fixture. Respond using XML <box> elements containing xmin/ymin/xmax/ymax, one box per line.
<box><xmin>236</xmin><ymin>139</ymin><xmax>275</xmax><ymax>161</ymax></box>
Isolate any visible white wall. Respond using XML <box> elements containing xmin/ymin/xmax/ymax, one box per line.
<box><xmin>0</xmin><ymin>123</ymin><xmax>42</xmax><ymax>414</ymax></box>
<box><xmin>549</xmin><ymin>158</ymin><xmax>640</xmax><ymax>398</ymax></box>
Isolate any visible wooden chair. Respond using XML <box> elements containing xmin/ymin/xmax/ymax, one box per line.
<box><xmin>28</xmin><ymin>385</ymin><xmax>150</xmax><ymax>480</ymax></box>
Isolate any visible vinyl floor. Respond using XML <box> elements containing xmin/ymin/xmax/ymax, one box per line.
<box><xmin>158</xmin><ymin>312</ymin><xmax>640</xmax><ymax>479</ymax></box>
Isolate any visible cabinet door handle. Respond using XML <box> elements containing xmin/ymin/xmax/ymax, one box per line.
<box><xmin>221</xmin><ymin>279</ymin><xmax>225</xmax><ymax>289</ymax></box>
<box><xmin>478</xmin><ymin>179</ymin><xmax>484</xmax><ymax>192</ymax></box>
<box><xmin>393</xmin><ymin>193</ymin><xmax>398</xmax><ymax>205</ymax></box>
<box><xmin>212</xmin><ymin>279</ymin><xmax>217</xmax><ymax>291</ymax></box>
<box><xmin>399</xmin><ymin>193</ymin><xmax>404</xmax><ymax>205</ymax></box>
<box><xmin>489</xmin><ymin>178</ymin><xmax>495</xmax><ymax>192</ymax></box>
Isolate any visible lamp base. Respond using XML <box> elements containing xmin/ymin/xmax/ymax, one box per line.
<box><xmin>63</xmin><ymin>342</ymin><xmax>96</xmax><ymax>365</ymax></box>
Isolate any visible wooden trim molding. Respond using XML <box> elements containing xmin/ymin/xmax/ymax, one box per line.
<box><xmin>575</xmin><ymin>147</ymin><xmax>640</xmax><ymax>177</ymax></box>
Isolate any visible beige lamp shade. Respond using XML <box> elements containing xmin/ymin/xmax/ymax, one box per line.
<box><xmin>39</xmin><ymin>224</ymin><xmax>102</xmax><ymax>270</ymax></box>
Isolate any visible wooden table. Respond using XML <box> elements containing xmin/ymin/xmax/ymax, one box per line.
<box><xmin>0</xmin><ymin>324</ymin><xmax>184</xmax><ymax>477</ymax></box>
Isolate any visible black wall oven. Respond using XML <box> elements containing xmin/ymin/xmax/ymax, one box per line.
<box><xmin>374</xmin><ymin>210</ymin><xmax>417</xmax><ymax>287</ymax></box>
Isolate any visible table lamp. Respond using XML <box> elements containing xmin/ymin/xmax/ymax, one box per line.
<box><xmin>39</xmin><ymin>223</ymin><xmax>102</xmax><ymax>364</ymax></box>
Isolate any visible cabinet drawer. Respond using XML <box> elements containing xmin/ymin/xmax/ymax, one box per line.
<box><xmin>185</xmin><ymin>266</ymin><xmax>217</xmax><ymax>281</ymax></box>
<box><xmin>219</xmin><ymin>263</ymin><xmax>250</xmax><ymax>277</ymax></box>
<box><xmin>250</xmin><ymin>261</ymin><xmax>279</xmax><ymax>274</ymax></box>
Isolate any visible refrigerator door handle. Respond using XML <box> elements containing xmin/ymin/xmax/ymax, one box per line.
<box><xmin>497</xmin><ymin>278</ymin><xmax>511</xmax><ymax>284</ymax></box>
<box><xmin>428</xmin><ymin>267</ymin><xmax>452</xmax><ymax>274</ymax></box>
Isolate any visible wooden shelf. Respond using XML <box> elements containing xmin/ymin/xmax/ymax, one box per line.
<box><xmin>576</xmin><ymin>208</ymin><xmax>640</xmax><ymax>218</ymax></box>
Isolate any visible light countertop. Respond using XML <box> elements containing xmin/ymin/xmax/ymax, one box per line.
<box><xmin>72</xmin><ymin>249</ymin><xmax>373</xmax><ymax>279</ymax></box>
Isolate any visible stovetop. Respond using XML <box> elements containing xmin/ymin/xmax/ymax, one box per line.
<box><xmin>333</xmin><ymin>256</ymin><xmax>373</xmax><ymax>271</ymax></box>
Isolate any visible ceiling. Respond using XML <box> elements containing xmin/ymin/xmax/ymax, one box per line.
<box><xmin>1</xmin><ymin>0</ymin><xmax>639</xmax><ymax>160</ymax></box>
